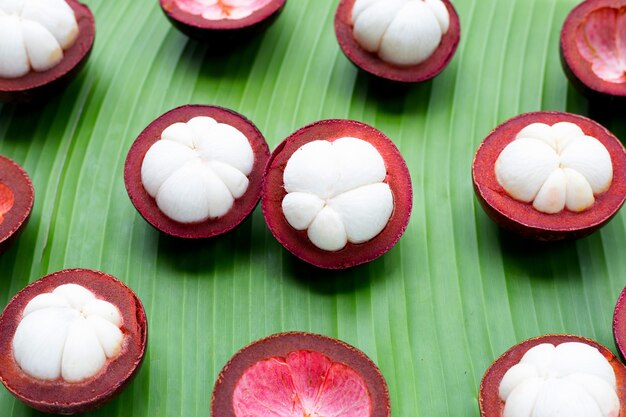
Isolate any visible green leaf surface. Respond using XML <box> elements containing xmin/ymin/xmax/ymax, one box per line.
<box><xmin>1</xmin><ymin>0</ymin><xmax>625</xmax><ymax>416</ymax></box>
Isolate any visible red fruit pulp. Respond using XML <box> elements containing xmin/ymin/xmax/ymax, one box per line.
<box><xmin>0</xmin><ymin>183</ymin><xmax>15</xmax><ymax>225</ymax></box>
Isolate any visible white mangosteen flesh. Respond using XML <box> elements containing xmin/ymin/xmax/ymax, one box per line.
<box><xmin>12</xmin><ymin>284</ymin><xmax>124</xmax><ymax>383</ymax></box>
<box><xmin>499</xmin><ymin>342</ymin><xmax>619</xmax><ymax>417</ymax></box>
<box><xmin>141</xmin><ymin>116</ymin><xmax>254</xmax><ymax>224</ymax></box>
<box><xmin>233</xmin><ymin>350</ymin><xmax>372</xmax><ymax>417</ymax></box>
<box><xmin>174</xmin><ymin>0</ymin><xmax>273</xmax><ymax>20</ymax></box>
<box><xmin>351</xmin><ymin>0</ymin><xmax>450</xmax><ymax>66</ymax></box>
<box><xmin>495</xmin><ymin>122</ymin><xmax>612</xmax><ymax>214</ymax></box>
<box><xmin>282</xmin><ymin>137</ymin><xmax>393</xmax><ymax>252</ymax></box>
<box><xmin>0</xmin><ymin>0</ymin><xmax>79</xmax><ymax>78</ymax></box>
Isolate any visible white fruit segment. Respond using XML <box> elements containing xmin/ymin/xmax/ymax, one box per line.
<box><xmin>141</xmin><ymin>116</ymin><xmax>254</xmax><ymax>224</ymax></box>
<box><xmin>0</xmin><ymin>0</ymin><xmax>78</xmax><ymax>78</ymax></box>
<box><xmin>174</xmin><ymin>0</ymin><xmax>273</xmax><ymax>21</ymax></box>
<box><xmin>351</xmin><ymin>0</ymin><xmax>450</xmax><ymax>66</ymax></box>
<box><xmin>12</xmin><ymin>284</ymin><xmax>124</xmax><ymax>383</ymax></box>
<box><xmin>499</xmin><ymin>343</ymin><xmax>619</xmax><ymax>417</ymax></box>
<box><xmin>494</xmin><ymin>122</ymin><xmax>613</xmax><ymax>214</ymax></box>
<box><xmin>282</xmin><ymin>137</ymin><xmax>393</xmax><ymax>251</ymax></box>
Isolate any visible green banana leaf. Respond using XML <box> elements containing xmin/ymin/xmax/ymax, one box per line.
<box><xmin>1</xmin><ymin>0</ymin><xmax>625</xmax><ymax>416</ymax></box>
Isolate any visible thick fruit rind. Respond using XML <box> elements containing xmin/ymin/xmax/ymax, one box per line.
<box><xmin>0</xmin><ymin>0</ymin><xmax>95</xmax><ymax>103</ymax></box>
<box><xmin>479</xmin><ymin>334</ymin><xmax>626</xmax><ymax>417</ymax></box>
<box><xmin>262</xmin><ymin>119</ymin><xmax>413</xmax><ymax>269</ymax></box>
<box><xmin>560</xmin><ymin>0</ymin><xmax>626</xmax><ymax>100</ymax></box>
<box><xmin>613</xmin><ymin>287</ymin><xmax>626</xmax><ymax>361</ymax></box>
<box><xmin>211</xmin><ymin>332</ymin><xmax>391</xmax><ymax>417</ymax></box>
<box><xmin>334</xmin><ymin>0</ymin><xmax>461</xmax><ymax>83</ymax></box>
<box><xmin>0</xmin><ymin>155</ymin><xmax>34</xmax><ymax>253</ymax></box>
<box><xmin>472</xmin><ymin>111</ymin><xmax>626</xmax><ymax>241</ymax></box>
<box><xmin>159</xmin><ymin>0</ymin><xmax>286</xmax><ymax>42</ymax></box>
<box><xmin>0</xmin><ymin>268</ymin><xmax>148</xmax><ymax>415</ymax></box>
<box><xmin>124</xmin><ymin>104</ymin><xmax>269</xmax><ymax>239</ymax></box>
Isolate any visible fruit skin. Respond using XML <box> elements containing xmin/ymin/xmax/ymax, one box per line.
<box><xmin>613</xmin><ymin>287</ymin><xmax>626</xmax><ymax>361</ymax></box>
<box><xmin>159</xmin><ymin>0</ymin><xmax>286</xmax><ymax>43</ymax></box>
<box><xmin>211</xmin><ymin>332</ymin><xmax>391</xmax><ymax>417</ymax></box>
<box><xmin>479</xmin><ymin>334</ymin><xmax>626</xmax><ymax>417</ymax></box>
<box><xmin>334</xmin><ymin>0</ymin><xmax>461</xmax><ymax>83</ymax></box>
<box><xmin>0</xmin><ymin>0</ymin><xmax>95</xmax><ymax>103</ymax></box>
<box><xmin>0</xmin><ymin>268</ymin><xmax>148</xmax><ymax>415</ymax></box>
<box><xmin>560</xmin><ymin>0</ymin><xmax>626</xmax><ymax>101</ymax></box>
<box><xmin>262</xmin><ymin>119</ymin><xmax>413</xmax><ymax>270</ymax></box>
<box><xmin>124</xmin><ymin>104</ymin><xmax>269</xmax><ymax>239</ymax></box>
<box><xmin>0</xmin><ymin>155</ymin><xmax>34</xmax><ymax>253</ymax></box>
<box><xmin>472</xmin><ymin>111</ymin><xmax>626</xmax><ymax>241</ymax></box>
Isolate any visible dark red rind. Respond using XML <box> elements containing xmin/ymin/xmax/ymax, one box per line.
<box><xmin>472</xmin><ymin>111</ymin><xmax>626</xmax><ymax>241</ymax></box>
<box><xmin>0</xmin><ymin>268</ymin><xmax>148</xmax><ymax>415</ymax></box>
<box><xmin>0</xmin><ymin>0</ymin><xmax>95</xmax><ymax>103</ymax></box>
<box><xmin>334</xmin><ymin>0</ymin><xmax>461</xmax><ymax>83</ymax></box>
<box><xmin>211</xmin><ymin>332</ymin><xmax>391</xmax><ymax>417</ymax></box>
<box><xmin>0</xmin><ymin>155</ymin><xmax>34</xmax><ymax>253</ymax></box>
<box><xmin>479</xmin><ymin>334</ymin><xmax>626</xmax><ymax>417</ymax></box>
<box><xmin>613</xmin><ymin>287</ymin><xmax>626</xmax><ymax>361</ymax></box>
<box><xmin>561</xmin><ymin>0</ymin><xmax>626</xmax><ymax>100</ymax></box>
<box><xmin>262</xmin><ymin>119</ymin><xmax>413</xmax><ymax>269</ymax></box>
<box><xmin>124</xmin><ymin>105</ymin><xmax>270</xmax><ymax>239</ymax></box>
<box><xmin>159</xmin><ymin>0</ymin><xmax>286</xmax><ymax>42</ymax></box>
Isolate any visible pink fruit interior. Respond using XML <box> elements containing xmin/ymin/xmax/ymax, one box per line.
<box><xmin>175</xmin><ymin>0</ymin><xmax>273</xmax><ymax>20</ymax></box>
<box><xmin>233</xmin><ymin>350</ymin><xmax>372</xmax><ymax>417</ymax></box>
<box><xmin>576</xmin><ymin>6</ymin><xmax>626</xmax><ymax>83</ymax></box>
<box><xmin>0</xmin><ymin>183</ymin><xmax>14</xmax><ymax>225</ymax></box>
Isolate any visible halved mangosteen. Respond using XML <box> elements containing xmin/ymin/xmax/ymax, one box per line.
<box><xmin>479</xmin><ymin>334</ymin><xmax>626</xmax><ymax>417</ymax></box>
<box><xmin>0</xmin><ymin>0</ymin><xmax>95</xmax><ymax>103</ymax></box>
<box><xmin>334</xmin><ymin>0</ymin><xmax>461</xmax><ymax>83</ymax></box>
<box><xmin>211</xmin><ymin>332</ymin><xmax>391</xmax><ymax>417</ymax></box>
<box><xmin>124</xmin><ymin>105</ymin><xmax>270</xmax><ymax>239</ymax></box>
<box><xmin>472</xmin><ymin>111</ymin><xmax>626</xmax><ymax>241</ymax></box>
<box><xmin>613</xmin><ymin>287</ymin><xmax>626</xmax><ymax>361</ymax></box>
<box><xmin>159</xmin><ymin>0</ymin><xmax>286</xmax><ymax>42</ymax></box>
<box><xmin>561</xmin><ymin>0</ymin><xmax>626</xmax><ymax>100</ymax></box>
<box><xmin>262</xmin><ymin>119</ymin><xmax>413</xmax><ymax>269</ymax></box>
<box><xmin>0</xmin><ymin>155</ymin><xmax>34</xmax><ymax>253</ymax></box>
<box><xmin>0</xmin><ymin>268</ymin><xmax>147</xmax><ymax>414</ymax></box>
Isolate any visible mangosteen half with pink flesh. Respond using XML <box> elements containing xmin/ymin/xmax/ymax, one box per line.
<box><xmin>211</xmin><ymin>332</ymin><xmax>391</xmax><ymax>417</ymax></box>
<box><xmin>561</xmin><ymin>0</ymin><xmax>626</xmax><ymax>100</ymax></box>
<box><xmin>0</xmin><ymin>269</ymin><xmax>147</xmax><ymax>414</ymax></box>
<box><xmin>125</xmin><ymin>105</ymin><xmax>270</xmax><ymax>239</ymax></box>
<box><xmin>0</xmin><ymin>155</ymin><xmax>34</xmax><ymax>253</ymax></box>
<box><xmin>334</xmin><ymin>0</ymin><xmax>461</xmax><ymax>83</ymax></box>
<box><xmin>160</xmin><ymin>0</ymin><xmax>286</xmax><ymax>42</ymax></box>
<box><xmin>262</xmin><ymin>119</ymin><xmax>413</xmax><ymax>269</ymax></box>
<box><xmin>472</xmin><ymin>111</ymin><xmax>626</xmax><ymax>241</ymax></box>
<box><xmin>479</xmin><ymin>334</ymin><xmax>626</xmax><ymax>417</ymax></box>
<box><xmin>0</xmin><ymin>0</ymin><xmax>95</xmax><ymax>103</ymax></box>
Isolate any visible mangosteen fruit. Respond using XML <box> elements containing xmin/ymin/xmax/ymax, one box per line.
<box><xmin>472</xmin><ymin>111</ymin><xmax>626</xmax><ymax>241</ymax></box>
<box><xmin>124</xmin><ymin>105</ymin><xmax>270</xmax><ymax>239</ymax></box>
<box><xmin>211</xmin><ymin>332</ymin><xmax>390</xmax><ymax>417</ymax></box>
<box><xmin>0</xmin><ymin>268</ymin><xmax>147</xmax><ymax>414</ymax></box>
<box><xmin>561</xmin><ymin>0</ymin><xmax>626</xmax><ymax>100</ymax></box>
<box><xmin>262</xmin><ymin>119</ymin><xmax>412</xmax><ymax>269</ymax></box>
<box><xmin>159</xmin><ymin>0</ymin><xmax>286</xmax><ymax>42</ymax></box>
<box><xmin>613</xmin><ymin>287</ymin><xmax>626</xmax><ymax>361</ymax></box>
<box><xmin>0</xmin><ymin>155</ymin><xmax>34</xmax><ymax>253</ymax></box>
<box><xmin>0</xmin><ymin>0</ymin><xmax>95</xmax><ymax>103</ymax></box>
<box><xmin>479</xmin><ymin>334</ymin><xmax>626</xmax><ymax>417</ymax></box>
<box><xmin>334</xmin><ymin>0</ymin><xmax>461</xmax><ymax>83</ymax></box>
